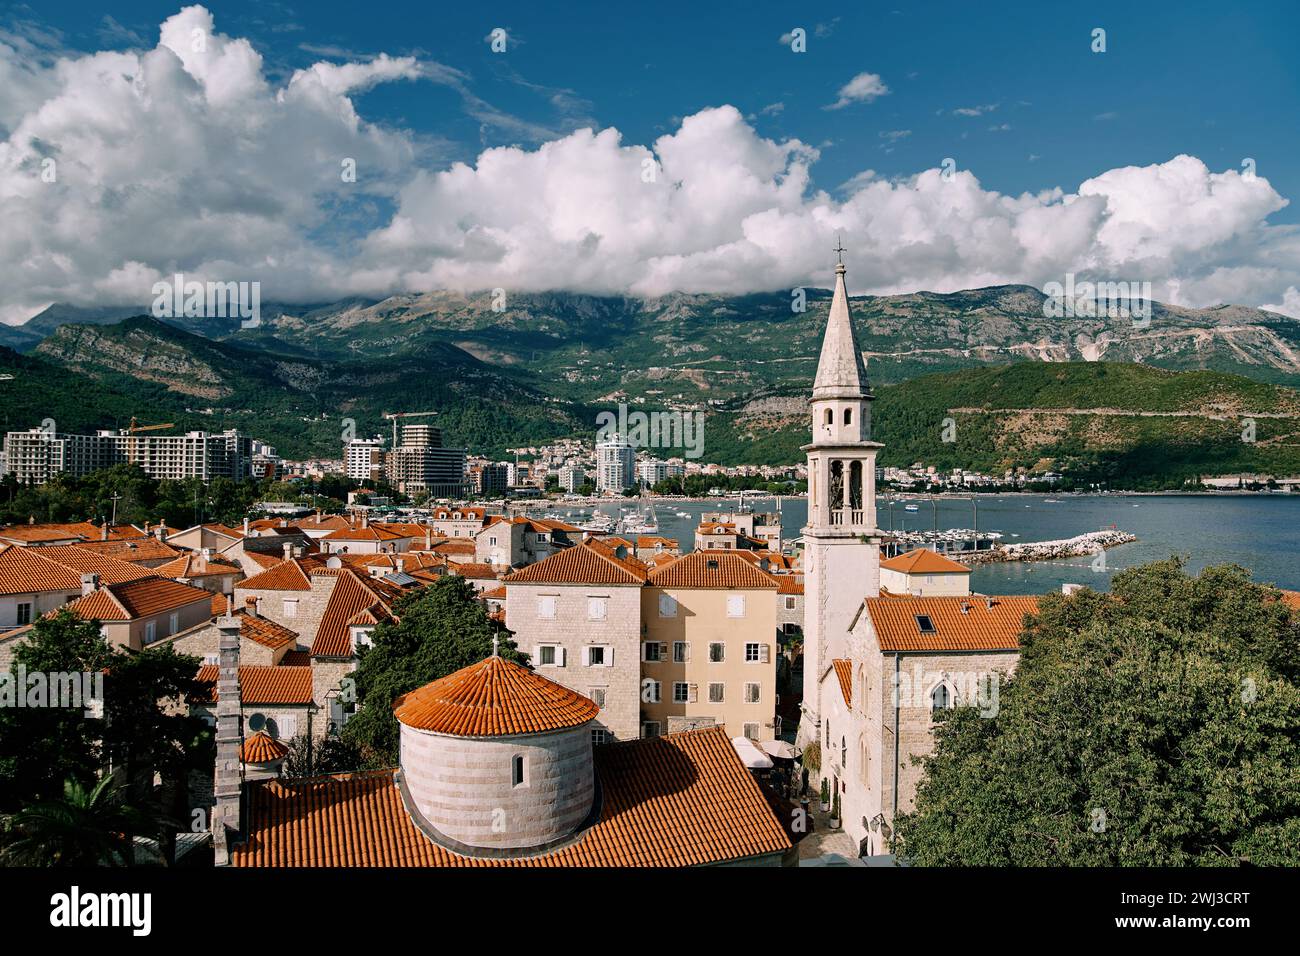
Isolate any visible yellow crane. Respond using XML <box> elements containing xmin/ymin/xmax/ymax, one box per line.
<box><xmin>126</xmin><ymin>418</ymin><xmax>174</xmax><ymax>467</ymax></box>
<box><xmin>382</xmin><ymin>410</ymin><xmax>438</xmax><ymax>447</ymax></box>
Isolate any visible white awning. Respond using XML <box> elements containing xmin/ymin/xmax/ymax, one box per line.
<box><xmin>731</xmin><ymin>736</ymin><xmax>774</xmax><ymax>769</ymax></box>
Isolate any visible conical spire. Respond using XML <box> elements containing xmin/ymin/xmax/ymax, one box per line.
<box><xmin>812</xmin><ymin>258</ymin><xmax>869</xmax><ymax>399</ymax></box>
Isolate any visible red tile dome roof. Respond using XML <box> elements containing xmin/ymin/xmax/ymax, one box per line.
<box><xmin>394</xmin><ymin>656</ymin><xmax>600</xmax><ymax>737</ymax></box>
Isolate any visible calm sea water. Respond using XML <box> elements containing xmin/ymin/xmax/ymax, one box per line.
<box><xmin>549</xmin><ymin>494</ymin><xmax>1300</xmax><ymax>595</ymax></box>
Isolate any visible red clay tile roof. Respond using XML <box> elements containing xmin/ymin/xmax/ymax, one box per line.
<box><xmin>648</xmin><ymin>550</ymin><xmax>779</xmax><ymax>590</ymax></box>
<box><xmin>1280</xmin><ymin>590</ymin><xmax>1300</xmax><ymax>611</ymax></box>
<box><xmin>503</xmin><ymin>539</ymin><xmax>647</xmax><ymax>586</ymax></box>
<box><xmin>65</xmin><ymin>577</ymin><xmax>213</xmax><ymax>621</ymax></box>
<box><xmin>865</xmin><ymin>594</ymin><xmax>1038</xmax><ymax>652</ymax></box>
<box><xmin>880</xmin><ymin>548</ymin><xmax>972</xmax><ymax>575</ymax></box>
<box><xmin>239</xmin><ymin>557</ymin><xmax>324</xmax><ymax>591</ymax></box>
<box><xmin>480</xmin><ymin>585</ymin><xmax>507</xmax><ymax>600</ymax></box>
<box><xmin>279</xmin><ymin>649</ymin><xmax>311</xmax><ymax>666</ymax></box>
<box><xmin>73</xmin><ymin>537</ymin><xmax>180</xmax><ymax>563</ymax></box>
<box><xmin>832</xmin><ymin>659</ymin><xmax>853</xmax><ymax>707</ymax></box>
<box><xmin>240</xmin><ymin>612</ymin><xmax>299</xmax><ymax>651</ymax></box>
<box><xmin>155</xmin><ymin>553</ymin><xmax>243</xmax><ymax>579</ymax></box>
<box><xmin>28</xmin><ymin>546</ymin><xmax>156</xmax><ymax>585</ymax></box>
<box><xmin>0</xmin><ymin>525</ymin><xmax>87</xmax><ymax>544</ymax></box>
<box><xmin>429</xmin><ymin>539</ymin><xmax>476</xmax><ymax>556</ymax></box>
<box><xmin>311</xmin><ymin>569</ymin><xmax>397</xmax><ymax>659</ymax></box>
<box><xmin>193</xmin><ymin>664</ymin><xmax>315</xmax><ymax>705</ymax></box>
<box><xmin>394</xmin><ymin>656</ymin><xmax>601</xmax><ymax>737</ymax></box>
<box><xmin>241</xmin><ymin>731</ymin><xmax>290</xmax><ymax>763</ymax></box>
<box><xmin>453</xmin><ymin>562</ymin><xmax>500</xmax><ymax>580</ymax></box>
<box><xmin>244</xmin><ymin>551</ymin><xmax>286</xmax><ymax>570</ymax></box>
<box><xmin>0</xmin><ymin>544</ymin><xmax>85</xmax><ymax>594</ymax></box>
<box><xmin>774</xmin><ymin>574</ymin><xmax>804</xmax><ymax>595</ymax></box>
<box><xmin>232</xmin><ymin>726</ymin><xmax>791</xmax><ymax>867</ymax></box>
<box><xmin>323</xmin><ymin>524</ymin><xmax>410</xmax><ymax>541</ymax></box>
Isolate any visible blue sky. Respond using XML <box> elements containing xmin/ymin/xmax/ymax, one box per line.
<box><xmin>1</xmin><ymin>1</ymin><xmax>1297</xmax><ymax>317</ymax></box>
<box><xmin>23</xmin><ymin>0</ymin><xmax>1298</xmax><ymax>215</ymax></box>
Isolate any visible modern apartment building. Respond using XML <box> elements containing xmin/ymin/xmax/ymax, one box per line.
<box><xmin>556</xmin><ymin>464</ymin><xmax>586</xmax><ymax>493</ymax></box>
<box><xmin>2</xmin><ymin>427</ymin><xmax>252</xmax><ymax>484</ymax></box>
<box><xmin>595</xmin><ymin>436</ymin><xmax>635</xmax><ymax>494</ymax></box>
<box><xmin>384</xmin><ymin>424</ymin><xmax>468</xmax><ymax>496</ymax></box>
<box><xmin>344</xmin><ymin>437</ymin><xmax>386</xmax><ymax>484</ymax></box>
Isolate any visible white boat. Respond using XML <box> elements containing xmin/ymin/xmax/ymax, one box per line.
<box><xmin>904</xmin><ymin>504</ymin><xmax>919</xmax><ymax>513</ymax></box>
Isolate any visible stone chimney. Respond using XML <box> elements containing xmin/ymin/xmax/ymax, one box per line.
<box><xmin>424</xmin><ymin>528</ymin><xmax>432</xmax><ymax>550</ymax></box>
<box><xmin>245</xmin><ymin>595</ymin><xmax>259</xmax><ymax>617</ymax></box>
<box><xmin>80</xmin><ymin>573</ymin><xmax>100</xmax><ymax>596</ymax></box>
<box><xmin>362</xmin><ymin>514</ymin><xmax>369</xmax><ymax>529</ymax></box>
<box><xmin>212</xmin><ymin>612</ymin><xmax>242</xmax><ymax>866</ymax></box>
<box><xmin>283</xmin><ymin>542</ymin><xmax>293</xmax><ymax>561</ymax></box>
<box><xmin>243</xmin><ymin>517</ymin><xmax>250</xmax><ymax>536</ymax></box>
<box><xmin>154</xmin><ymin>524</ymin><xmax>167</xmax><ymax>542</ymax></box>
<box><xmin>100</xmin><ymin>522</ymin><xmax>109</xmax><ymax>541</ymax></box>
<box><xmin>395</xmin><ymin>556</ymin><xmax>405</xmax><ymax>573</ymax></box>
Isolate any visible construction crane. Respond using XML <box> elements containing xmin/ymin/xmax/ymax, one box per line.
<box><xmin>126</xmin><ymin>418</ymin><xmax>174</xmax><ymax>467</ymax></box>
<box><xmin>382</xmin><ymin>411</ymin><xmax>438</xmax><ymax>448</ymax></box>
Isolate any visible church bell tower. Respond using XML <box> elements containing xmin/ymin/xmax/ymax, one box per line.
<box><xmin>798</xmin><ymin>242</ymin><xmax>883</xmax><ymax>744</ymax></box>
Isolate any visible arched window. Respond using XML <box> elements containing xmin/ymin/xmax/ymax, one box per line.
<box><xmin>844</xmin><ymin>408</ymin><xmax>852</xmax><ymax>426</ymax></box>
<box><xmin>931</xmin><ymin>683</ymin><xmax>952</xmax><ymax>714</ymax></box>
<box><xmin>512</xmin><ymin>754</ymin><xmax>526</xmax><ymax>787</ymax></box>
<box><xmin>824</xmin><ymin>408</ymin><xmax>833</xmax><ymax>426</ymax></box>
<box><xmin>849</xmin><ymin>460</ymin><xmax>863</xmax><ymax>509</ymax></box>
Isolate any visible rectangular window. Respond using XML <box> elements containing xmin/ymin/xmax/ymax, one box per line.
<box><xmin>708</xmin><ymin>642</ymin><xmax>725</xmax><ymax>663</ymax></box>
<box><xmin>282</xmin><ymin>599</ymin><xmax>298</xmax><ymax>619</ymax></box>
<box><xmin>708</xmin><ymin>682</ymin><xmax>725</xmax><ymax>703</ymax></box>
<box><xmin>512</xmin><ymin>754</ymin><xmax>526</xmax><ymax>787</ymax></box>
<box><xmin>278</xmin><ymin>714</ymin><xmax>298</xmax><ymax>739</ymax></box>
<box><xmin>743</xmin><ymin>723</ymin><xmax>760</xmax><ymax>740</ymax></box>
<box><xmin>15</xmin><ymin>603</ymin><xmax>31</xmax><ymax>626</ymax></box>
<box><xmin>144</xmin><ymin>621</ymin><xmax>156</xmax><ymax>644</ymax></box>
<box><xmin>658</xmin><ymin>593</ymin><xmax>677</xmax><ymax>618</ymax></box>
<box><xmin>672</xmin><ymin>641</ymin><xmax>689</xmax><ymax>663</ymax></box>
<box><xmin>587</xmin><ymin>596</ymin><xmax>608</xmax><ymax>621</ymax></box>
<box><xmin>727</xmin><ymin>594</ymin><xmax>746</xmax><ymax>618</ymax></box>
<box><xmin>673</xmin><ymin>682</ymin><xmax>690</xmax><ymax>703</ymax></box>
<box><xmin>785</xmin><ymin>596</ymin><xmax>797</xmax><ymax>610</ymax></box>
<box><xmin>745</xmin><ymin>642</ymin><xmax>761</xmax><ymax>662</ymax></box>
<box><xmin>538</xmin><ymin>644</ymin><xmax>564</xmax><ymax>666</ymax></box>
<box><xmin>744</xmin><ymin>682</ymin><xmax>761</xmax><ymax>704</ymax></box>
<box><xmin>642</xmin><ymin>721</ymin><xmax>660</xmax><ymax>738</ymax></box>
<box><xmin>585</xmin><ymin>645</ymin><xmax>606</xmax><ymax>666</ymax></box>
<box><xmin>590</xmin><ymin>688</ymin><xmax>607</xmax><ymax>708</ymax></box>
<box><xmin>538</xmin><ymin>595</ymin><xmax>557</xmax><ymax>619</ymax></box>
<box><xmin>169</xmin><ymin>612</ymin><xmax>179</xmax><ymax>636</ymax></box>
<box><xmin>592</xmin><ymin>728</ymin><xmax>609</xmax><ymax>745</ymax></box>
<box><xmin>642</xmin><ymin>642</ymin><xmax>663</xmax><ymax>663</ymax></box>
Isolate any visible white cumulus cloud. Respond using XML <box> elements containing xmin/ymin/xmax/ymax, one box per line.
<box><xmin>0</xmin><ymin>6</ymin><xmax>1298</xmax><ymax>322</ymax></box>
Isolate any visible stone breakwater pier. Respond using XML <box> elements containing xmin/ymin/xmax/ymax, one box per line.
<box><xmin>955</xmin><ymin>529</ymin><xmax>1137</xmax><ymax>565</ymax></box>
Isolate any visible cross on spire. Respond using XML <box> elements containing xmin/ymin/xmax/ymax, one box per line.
<box><xmin>834</xmin><ymin>234</ymin><xmax>846</xmax><ymax>264</ymax></box>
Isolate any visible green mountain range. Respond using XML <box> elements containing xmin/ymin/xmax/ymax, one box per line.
<box><xmin>3</xmin><ymin>286</ymin><xmax>1299</xmax><ymax>486</ymax></box>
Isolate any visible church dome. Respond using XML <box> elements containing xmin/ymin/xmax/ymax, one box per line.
<box><xmin>394</xmin><ymin>655</ymin><xmax>601</xmax><ymax>735</ymax></box>
<box><xmin>395</xmin><ymin>655</ymin><xmax>598</xmax><ymax>853</ymax></box>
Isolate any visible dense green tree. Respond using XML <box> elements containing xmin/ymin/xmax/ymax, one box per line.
<box><xmin>0</xmin><ymin>612</ymin><xmax>114</xmax><ymax>806</ymax></box>
<box><xmin>0</xmin><ymin>776</ymin><xmax>152</xmax><ymax>867</ymax></box>
<box><xmin>893</xmin><ymin>559</ymin><xmax>1300</xmax><ymax>865</ymax></box>
<box><xmin>343</xmin><ymin>576</ymin><xmax>524</xmax><ymax>767</ymax></box>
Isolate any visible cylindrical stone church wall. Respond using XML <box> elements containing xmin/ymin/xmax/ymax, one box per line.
<box><xmin>400</xmin><ymin>721</ymin><xmax>594</xmax><ymax>849</ymax></box>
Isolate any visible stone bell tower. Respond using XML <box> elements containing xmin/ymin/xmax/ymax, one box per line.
<box><xmin>798</xmin><ymin>242</ymin><xmax>883</xmax><ymax>744</ymax></box>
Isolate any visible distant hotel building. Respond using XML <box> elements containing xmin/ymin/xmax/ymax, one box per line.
<box><xmin>478</xmin><ymin>462</ymin><xmax>511</xmax><ymax>497</ymax></box>
<box><xmin>557</xmin><ymin>464</ymin><xmax>586</xmax><ymax>493</ymax></box>
<box><xmin>344</xmin><ymin>437</ymin><xmax>386</xmax><ymax>484</ymax></box>
<box><xmin>596</xmin><ymin>436</ymin><xmax>635</xmax><ymax>494</ymax></box>
<box><xmin>2</xmin><ymin>427</ymin><xmax>252</xmax><ymax>484</ymax></box>
<box><xmin>384</xmin><ymin>424</ymin><xmax>469</xmax><ymax>497</ymax></box>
